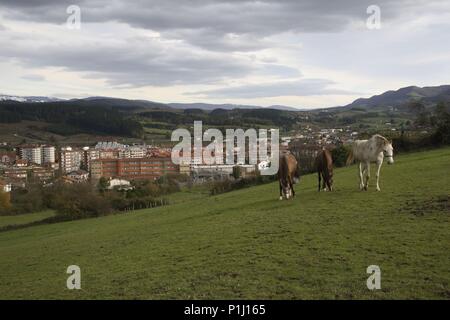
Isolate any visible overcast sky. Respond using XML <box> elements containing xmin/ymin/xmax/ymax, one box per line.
<box><xmin>0</xmin><ymin>0</ymin><xmax>449</xmax><ymax>108</ymax></box>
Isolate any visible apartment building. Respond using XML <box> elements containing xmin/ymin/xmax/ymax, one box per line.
<box><xmin>3</xmin><ymin>168</ymin><xmax>28</xmax><ymax>180</ymax></box>
<box><xmin>31</xmin><ymin>167</ymin><xmax>55</xmax><ymax>181</ymax></box>
<box><xmin>118</xmin><ymin>146</ymin><xmax>145</xmax><ymax>159</ymax></box>
<box><xmin>60</xmin><ymin>147</ymin><xmax>82</xmax><ymax>173</ymax></box>
<box><xmin>18</xmin><ymin>144</ymin><xmax>55</xmax><ymax>165</ymax></box>
<box><xmin>19</xmin><ymin>145</ymin><xmax>42</xmax><ymax>164</ymax></box>
<box><xmin>42</xmin><ymin>145</ymin><xmax>56</xmax><ymax>163</ymax></box>
<box><xmin>90</xmin><ymin>157</ymin><xmax>178</xmax><ymax>180</ymax></box>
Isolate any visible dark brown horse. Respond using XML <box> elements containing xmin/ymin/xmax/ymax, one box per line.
<box><xmin>315</xmin><ymin>148</ymin><xmax>334</xmax><ymax>191</ymax></box>
<box><xmin>278</xmin><ymin>153</ymin><xmax>300</xmax><ymax>200</ymax></box>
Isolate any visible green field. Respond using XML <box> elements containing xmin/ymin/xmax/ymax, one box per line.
<box><xmin>0</xmin><ymin>148</ymin><xmax>449</xmax><ymax>299</ymax></box>
<box><xmin>0</xmin><ymin>210</ymin><xmax>55</xmax><ymax>228</ymax></box>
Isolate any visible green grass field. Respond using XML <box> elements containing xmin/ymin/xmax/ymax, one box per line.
<box><xmin>0</xmin><ymin>148</ymin><xmax>449</xmax><ymax>299</ymax></box>
<box><xmin>0</xmin><ymin>210</ymin><xmax>55</xmax><ymax>228</ymax></box>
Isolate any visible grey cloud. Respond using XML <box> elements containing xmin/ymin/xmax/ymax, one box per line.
<box><xmin>0</xmin><ymin>0</ymin><xmax>448</xmax><ymax>94</ymax></box>
<box><xmin>186</xmin><ymin>79</ymin><xmax>359</xmax><ymax>98</ymax></box>
<box><xmin>0</xmin><ymin>0</ymin><xmax>442</xmax><ymax>52</ymax></box>
<box><xmin>21</xmin><ymin>74</ymin><xmax>46</xmax><ymax>81</ymax></box>
<box><xmin>0</xmin><ymin>34</ymin><xmax>256</xmax><ymax>86</ymax></box>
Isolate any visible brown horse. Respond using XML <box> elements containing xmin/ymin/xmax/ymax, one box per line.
<box><xmin>278</xmin><ymin>152</ymin><xmax>300</xmax><ymax>200</ymax></box>
<box><xmin>315</xmin><ymin>148</ymin><xmax>334</xmax><ymax>191</ymax></box>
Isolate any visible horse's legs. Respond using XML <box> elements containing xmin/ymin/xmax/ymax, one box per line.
<box><xmin>322</xmin><ymin>175</ymin><xmax>327</xmax><ymax>191</ymax></box>
<box><xmin>279</xmin><ymin>181</ymin><xmax>283</xmax><ymax>200</ymax></box>
<box><xmin>326</xmin><ymin>175</ymin><xmax>332</xmax><ymax>191</ymax></box>
<box><xmin>288</xmin><ymin>176</ymin><xmax>295</xmax><ymax>198</ymax></box>
<box><xmin>318</xmin><ymin>172</ymin><xmax>321</xmax><ymax>192</ymax></box>
<box><xmin>375</xmin><ymin>161</ymin><xmax>382</xmax><ymax>191</ymax></box>
<box><xmin>358</xmin><ymin>162</ymin><xmax>364</xmax><ymax>190</ymax></box>
<box><xmin>364</xmin><ymin>162</ymin><xmax>370</xmax><ymax>190</ymax></box>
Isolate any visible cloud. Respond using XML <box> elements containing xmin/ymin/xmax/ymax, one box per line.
<box><xmin>0</xmin><ymin>0</ymin><xmax>449</xmax><ymax>105</ymax></box>
<box><xmin>0</xmin><ymin>26</ymin><xmax>257</xmax><ymax>87</ymax></box>
<box><xmin>21</xmin><ymin>74</ymin><xmax>46</xmax><ymax>81</ymax></box>
<box><xmin>1</xmin><ymin>0</ymin><xmax>445</xmax><ymax>52</ymax></box>
<box><xmin>187</xmin><ymin>79</ymin><xmax>360</xmax><ymax>98</ymax></box>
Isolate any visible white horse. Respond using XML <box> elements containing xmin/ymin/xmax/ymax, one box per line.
<box><xmin>347</xmin><ymin>134</ymin><xmax>394</xmax><ymax>191</ymax></box>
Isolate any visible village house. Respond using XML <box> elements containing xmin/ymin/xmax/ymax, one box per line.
<box><xmin>108</xmin><ymin>178</ymin><xmax>133</xmax><ymax>190</ymax></box>
<box><xmin>0</xmin><ymin>151</ymin><xmax>17</xmax><ymax>165</ymax></box>
<box><xmin>66</xmin><ymin>170</ymin><xmax>89</xmax><ymax>182</ymax></box>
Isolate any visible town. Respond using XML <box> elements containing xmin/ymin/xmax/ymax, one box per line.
<box><xmin>0</xmin><ymin>124</ymin><xmax>365</xmax><ymax>195</ymax></box>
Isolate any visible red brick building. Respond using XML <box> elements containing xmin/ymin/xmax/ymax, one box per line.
<box><xmin>90</xmin><ymin>157</ymin><xmax>178</xmax><ymax>180</ymax></box>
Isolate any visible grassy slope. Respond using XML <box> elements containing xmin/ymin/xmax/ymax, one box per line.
<box><xmin>0</xmin><ymin>148</ymin><xmax>449</xmax><ymax>299</ymax></box>
<box><xmin>0</xmin><ymin>210</ymin><xmax>55</xmax><ymax>228</ymax></box>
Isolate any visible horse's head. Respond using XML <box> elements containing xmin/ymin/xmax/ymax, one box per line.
<box><xmin>375</xmin><ymin>135</ymin><xmax>394</xmax><ymax>164</ymax></box>
<box><xmin>282</xmin><ymin>182</ymin><xmax>292</xmax><ymax>199</ymax></box>
<box><xmin>383</xmin><ymin>140</ymin><xmax>394</xmax><ymax>164</ymax></box>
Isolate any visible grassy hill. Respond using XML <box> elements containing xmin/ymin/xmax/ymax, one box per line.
<box><xmin>0</xmin><ymin>211</ymin><xmax>55</xmax><ymax>229</ymax></box>
<box><xmin>0</xmin><ymin>148</ymin><xmax>449</xmax><ymax>299</ymax></box>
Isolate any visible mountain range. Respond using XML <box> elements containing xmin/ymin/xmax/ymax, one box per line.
<box><xmin>340</xmin><ymin>85</ymin><xmax>450</xmax><ymax>110</ymax></box>
<box><xmin>2</xmin><ymin>84</ymin><xmax>449</xmax><ymax>111</ymax></box>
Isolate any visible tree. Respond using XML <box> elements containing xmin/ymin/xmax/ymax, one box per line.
<box><xmin>432</xmin><ymin>102</ymin><xmax>450</xmax><ymax>145</ymax></box>
<box><xmin>97</xmin><ymin>177</ymin><xmax>109</xmax><ymax>192</ymax></box>
<box><xmin>331</xmin><ymin>145</ymin><xmax>351</xmax><ymax>168</ymax></box>
<box><xmin>0</xmin><ymin>190</ymin><xmax>11</xmax><ymax>214</ymax></box>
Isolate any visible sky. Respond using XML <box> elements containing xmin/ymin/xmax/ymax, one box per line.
<box><xmin>0</xmin><ymin>0</ymin><xmax>449</xmax><ymax>109</ymax></box>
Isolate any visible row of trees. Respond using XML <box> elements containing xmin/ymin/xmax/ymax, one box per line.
<box><xmin>209</xmin><ymin>169</ymin><xmax>276</xmax><ymax>195</ymax></box>
<box><xmin>0</xmin><ymin>101</ymin><xmax>144</xmax><ymax>138</ymax></box>
<box><xmin>140</xmin><ymin>108</ymin><xmax>300</xmax><ymax>131</ymax></box>
<box><xmin>1</xmin><ymin>174</ymin><xmax>187</xmax><ymax>218</ymax></box>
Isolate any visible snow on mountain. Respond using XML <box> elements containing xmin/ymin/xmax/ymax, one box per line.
<box><xmin>0</xmin><ymin>94</ymin><xmax>63</xmax><ymax>103</ymax></box>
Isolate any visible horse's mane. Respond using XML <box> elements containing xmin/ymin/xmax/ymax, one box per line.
<box><xmin>372</xmin><ymin>134</ymin><xmax>390</xmax><ymax>147</ymax></box>
<box><xmin>372</xmin><ymin>134</ymin><xmax>389</xmax><ymax>142</ymax></box>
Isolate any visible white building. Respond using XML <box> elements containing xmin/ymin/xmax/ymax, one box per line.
<box><xmin>108</xmin><ymin>178</ymin><xmax>132</xmax><ymax>189</ymax></box>
<box><xmin>19</xmin><ymin>144</ymin><xmax>55</xmax><ymax>165</ymax></box>
<box><xmin>42</xmin><ymin>145</ymin><xmax>55</xmax><ymax>164</ymax></box>
<box><xmin>60</xmin><ymin>147</ymin><xmax>82</xmax><ymax>174</ymax></box>
<box><xmin>119</xmin><ymin>146</ymin><xmax>145</xmax><ymax>159</ymax></box>
<box><xmin>20</xmin><ymin>145</ymin><xmax>42</xmax><ymax>164</ymax></box>
<box><xmin>95</xmin><ymin>141</ymin><xmax>126</xmax><ymax>149</ymax></box>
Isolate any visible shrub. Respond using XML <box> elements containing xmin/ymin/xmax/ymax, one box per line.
<box><xmin>48</xmin><ymin>183</ymin><xmax>112</xmax><ymax>219</ymax></box>
<box><xmin>331</xmin><ymin>145</ymin><xmax>351</xmax><ymax>168</ymax></box>
<box><xmin>209</xmin><ymin>174</ymin><xmax>275</xmax><ymax>195</ymax></box>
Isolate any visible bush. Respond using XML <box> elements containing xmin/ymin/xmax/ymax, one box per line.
<box><xmin>8</xmin><ymin>185</ymin><xmax>46</xmax><ymax>214</ymax></box>
<box><xmin>47</xmin><ymin>183</ymin><xmax>112</xmax><ymax>219</ymax></box>
<box><xmin>331</xmin><ymin>145</ymin><xmax>351</xmax><ymax>167</ymax></box>
<box><xmin>209</xmin><ymin>174</ymin><xmax>275</xmax><ymax>195</ymax></box>
<box><xmin>0</xmin><ymin>191</ymin><xmax>12</xmax><ymax>214</ymax></box>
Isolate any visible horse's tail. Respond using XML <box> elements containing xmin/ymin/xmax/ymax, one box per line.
<box><xmin>346</xmin><ymin>149</ymin><xmax>354</xmax><ymax>166</ymax></box>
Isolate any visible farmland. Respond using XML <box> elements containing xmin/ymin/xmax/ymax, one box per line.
<box><xmin>0</xmin><ymin>147</ymin><xmax>449</xmax><ymax>299</ymax></box>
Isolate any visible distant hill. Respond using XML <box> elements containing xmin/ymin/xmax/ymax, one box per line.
<box><xmin>169</xmin><ymin>102</ymin><xmax>256</xmax><ymax>111</ymax></box>
<box><xmin>342</xmin><ymin>85</ymin><xmax>450</xmax><ymax>110</ymax></box>
<box><xmin>0</xmin><ymin>94</ymin><xmax>300</xmax><ymax>111</ymax></box>
<box><xmin>2</xmin><ymin>84</ymin><xmax>449</xmax><ymax>113</ymax></box>
<box><xmin>69</xmin><ymin>97</ymin><xmax>171</xmax><ymax>110</ymax></box>
<box><xmin>168</xmin><ymin>102</ymin><xmax>300</xmax><ymax>111</ymax></box>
